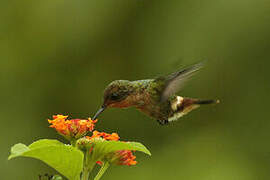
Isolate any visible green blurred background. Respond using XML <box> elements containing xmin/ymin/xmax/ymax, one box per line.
<box><xmin>1</xmin><ymin>0</ymin><xmax>270</xmax><ymax>179</ymax></box>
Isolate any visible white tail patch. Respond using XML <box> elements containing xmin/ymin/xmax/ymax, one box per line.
<box><xmin>171</xmin><ymin>96</ymin><xmax>184</xmax><ymax>111</ymax></box>
<box><xmin>168</xmin><ymin>96</ymin><xmax>200</xmax><ymax>122</ymax></box>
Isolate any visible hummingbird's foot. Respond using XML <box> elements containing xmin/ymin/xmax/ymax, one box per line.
<box><xmin>157</xmin><ymin>119</ymin><xmax>169</xmax><ymax>125</ymax></box>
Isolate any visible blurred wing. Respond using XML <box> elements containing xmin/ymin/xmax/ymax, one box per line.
<box><xmin>160</xmin><ymin>62</ymin><xmax>204</xmax><ymax>102</ymax></box>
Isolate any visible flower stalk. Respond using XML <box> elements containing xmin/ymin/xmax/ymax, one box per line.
<box><xmin>94</xmin><ymin>161</ymin><xmax>110</xmax><ymax>180</ymax></box>
<box><xmin>81</xmin><ymin>169</ymin><xmax>89</xmax><ymax>180</ymax></box>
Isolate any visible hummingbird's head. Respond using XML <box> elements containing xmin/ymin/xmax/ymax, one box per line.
<box><xmin>93</xmin><ymin>80</ymin><xmax>133</xmax><ymax>119</ymax></box>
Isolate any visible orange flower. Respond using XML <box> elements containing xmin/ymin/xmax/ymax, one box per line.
<box><xmin>96</xmin><ymin>150</ymin><xmax>137</xmax><ymax>166</ymax></box>
<box><xmin>115</xmin><ymin>150</ymin><xmax>137</xmax><ymax>166</ymax></box>
<box><xmin>48</xmin><ymin>115</ymin><xmax>97</xmax><ymax>140</ymax></box>
<box><xmin>98</xmin><ymin>150</ymin><xmax>137</xmax><ymax>166</ymax></box>
<box><xmin>87</xmin><ymin>130</ymin><xmax>120</xmax><ymax>141</ymax></box>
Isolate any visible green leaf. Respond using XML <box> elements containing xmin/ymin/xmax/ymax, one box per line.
<box><xmin>94</xmin><ymin>140</ymin><xmax>151</xmax><ymax>157</ymax></box>
<box><xmin>8</xmin><ymin>143</ymin><xmax>30</xmax><ymax>160</ymax></box>
<box><xmin>9</xmin><ymin>139</ymin><xmax>84</xmax><ymax>180</ymax></box>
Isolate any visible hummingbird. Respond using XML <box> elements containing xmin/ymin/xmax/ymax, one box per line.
<box><xmin>93</xmin><ymin>62</ymin><xmax>219</xmax><ymax>125</ymax></box>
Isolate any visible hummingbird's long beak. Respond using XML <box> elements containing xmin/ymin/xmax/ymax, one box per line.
<box><xmin>93</xmin><ymin>105</ymin><xmax>106</xmax><ymax>120</ymax></box>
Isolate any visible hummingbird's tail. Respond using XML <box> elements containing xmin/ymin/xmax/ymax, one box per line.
<box><xmin>194</xmin><ymin>99</ymin><xmax>220</xmax><ymax>105</ymax></box>
<box><xmin>168</xmin><ymin>96</ymin><xmax>219</xmax><ymax>122</ymax></box>
<box><xmin>180</xmin><ymin>98</ymin><xmax>219</xmax><ymax>115</ymax></box>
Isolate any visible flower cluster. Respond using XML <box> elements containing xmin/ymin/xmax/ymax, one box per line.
<box><xmin>49</xmin><ymin>114</ymin><xmax>137</xmax><ymax>166</ymax></box>
<box><xmin>48</xmin><ymin>115</ymin><xmax>97</xmax><ymax>140</ymax></box>
<box><xmin>114</xmin><ymin>150</ymin><xmax>137</xmax><ymax>166</ymax></box>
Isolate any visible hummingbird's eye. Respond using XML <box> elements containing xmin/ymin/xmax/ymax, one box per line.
<box><xmin>110</xmin><ymin>93</ymin><xmax>121</xmax><ymax>101</ymax></box>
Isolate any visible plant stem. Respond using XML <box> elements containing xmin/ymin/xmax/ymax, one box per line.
<box><xmin>94</xmin><ymin>161</ymin><xmax>110</xmax><ymax>180</ymax></box>
<box><xmin>81</xmin><ymin>168</ymin><xmax>89</xmax><ymax>180</ymax></box>
<box><xmin>81</xmin><ymin>148</ymin><xmax>96</xmax><ymax>180</ymax></box>
<box><xmin>81</xmin><ymin>149</ymin><xmax>90</xmax><ymax>180</ymax></box>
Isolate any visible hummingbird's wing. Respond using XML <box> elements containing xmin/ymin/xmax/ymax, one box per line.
<box><xmin>159</xmin><ymin>62</ymin><xmax>204</xmax><ymax>102</ymax></box>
